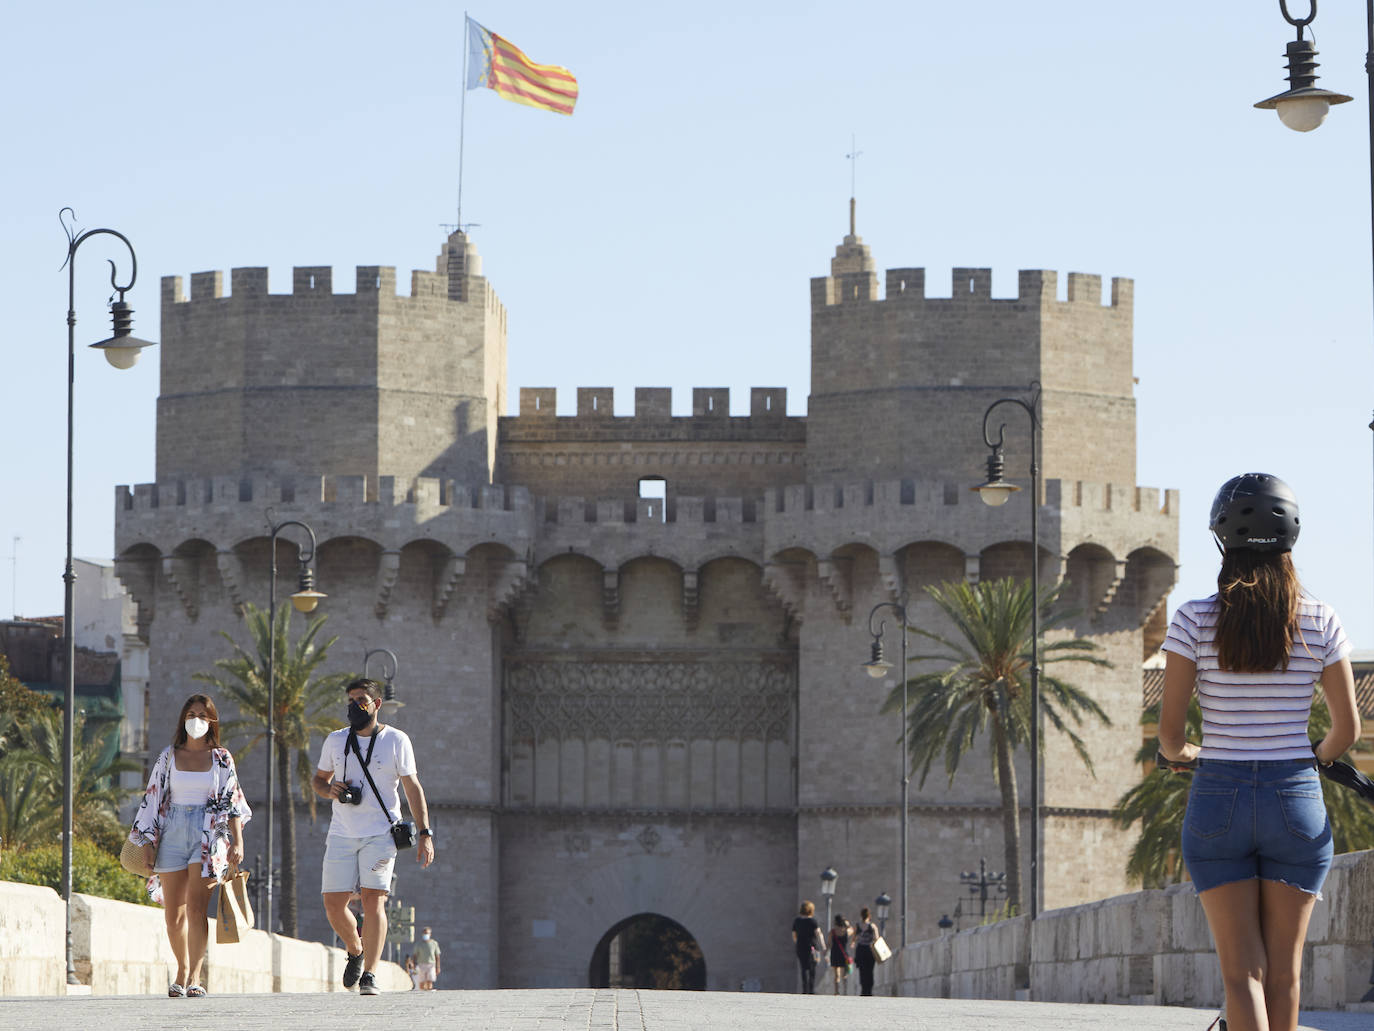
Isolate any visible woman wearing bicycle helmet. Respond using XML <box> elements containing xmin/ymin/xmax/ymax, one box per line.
<box><xmin>1159</xmin><ymin>473</ymin><xmax>1359</xmax><ymax>1031</ymax></box>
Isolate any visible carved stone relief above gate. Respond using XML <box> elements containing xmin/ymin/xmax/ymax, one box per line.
<box><xmin>504</xmin><ymin>654</ymin><xmax>795</xmax><ymax>811</ymax></box>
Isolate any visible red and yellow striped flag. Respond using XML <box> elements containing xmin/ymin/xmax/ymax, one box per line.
<box><xmin>466</xmin><ymin>18</ymin><xmax>578</xmax><ymax>116</ymax></box>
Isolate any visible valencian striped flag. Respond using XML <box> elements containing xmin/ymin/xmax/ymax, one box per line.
<box><xmin>466</xmin><ymin>17</ymin><xmax>578</xmax><ymax>116</ymax></box>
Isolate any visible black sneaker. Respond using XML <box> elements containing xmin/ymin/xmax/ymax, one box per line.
<box><xmin>342</xmin><ymin>951</ymin><xmax>364</xmax><ymax>990</ymax></box>
<box><xmin>359</xmin><ymin>972</ymin><xmax>379</xmax><ymax>996</ymax></box>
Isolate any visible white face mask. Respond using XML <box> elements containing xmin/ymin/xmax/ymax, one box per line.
<box><xmin>184</xmin><ymin>717</ymin><xmax>210</xmax><ymax>740</ymax></box>
<box><xmin>421</xmin><ymin>933</ymin><xmax>430</xmax><ymax>941</ymax></box>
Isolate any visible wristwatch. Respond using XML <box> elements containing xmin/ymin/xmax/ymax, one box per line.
<box><xmin>418</xmin><ymin>827</ymin><xmax>433</xmax><ymax>837</ymax></box>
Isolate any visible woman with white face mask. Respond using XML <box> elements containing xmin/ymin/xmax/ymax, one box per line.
<box><xmin>127</xmin><ymin>693</ymin><xmax>251</xmax><ymax>997</ymax></box>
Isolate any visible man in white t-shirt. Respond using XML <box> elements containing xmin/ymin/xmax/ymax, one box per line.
<box><xmin>312</xmin><ymin>678</ymin><xmax>435</xmax><ymax>996</ymax></box>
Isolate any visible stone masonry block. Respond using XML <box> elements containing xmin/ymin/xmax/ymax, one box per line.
<box><xmin>635</xmin><ymin>388</ymin><xmax>672</xmax><ymax>418</ymax></box>
<box><xmin>191</xmin><ymin>270</ymin><xmax>223</xmax><ymax>300</ymax></box>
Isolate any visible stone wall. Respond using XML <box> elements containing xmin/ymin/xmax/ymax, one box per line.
<box><xmin>0</xmin><ymin>883</ymin><xmax>410</xmax><ymax>996</ymax></box>
<box><xmin>873</xmin><ymin>848</ymin><xmax>1374</xmax><ymax>1012</ymax></box>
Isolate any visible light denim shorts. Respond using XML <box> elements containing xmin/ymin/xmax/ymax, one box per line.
<box><xmin>154</xmin><ymin>803</ymin><xmax>207</xmax><ymax>873</ymax></box>
<box><xmin>321</xmin><ymin>833</ymin><xmax>397</xmax><ymax>894</ymax></box>
<box><xmin>1181</xmin><ymin>759</ymin><xmax>1332</xmax><ymax>897</ymax></box>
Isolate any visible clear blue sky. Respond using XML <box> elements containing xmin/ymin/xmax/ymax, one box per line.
<box><xmin>4</xmin><ymin>1</ymin><xmax>1372</xmax><ymax>648</ymax></box>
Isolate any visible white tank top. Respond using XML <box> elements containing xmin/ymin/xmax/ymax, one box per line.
<box><xmin>170</xmin><ymin>755</ymin><xmax>214</xmax><ymax>804</ymax></box>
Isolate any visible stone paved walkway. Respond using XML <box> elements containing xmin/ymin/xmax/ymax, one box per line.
<box><xmin>0</xmin><ymin>988</ymin><xmax>1368</xmax><ymax>1031</ymax></box>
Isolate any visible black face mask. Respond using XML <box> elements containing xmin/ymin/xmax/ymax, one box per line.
<box><xmin>347</xmin><ymin>701</ymin><xmax>374</xmax><ymax>730</ymax></box>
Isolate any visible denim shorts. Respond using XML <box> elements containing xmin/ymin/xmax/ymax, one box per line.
<box><xmin>321</xmin><ymin>833</ymin><xmax>397</xmax><ymax>894</ymax></box>
<box><xmin>1181</xmin><ymin>759</ymin><xmax>1332</xmax><ymax>897</ymax></box>
<box><xmin>153</xmin><ymin>803</ymin><xmax>208</xmax><ymax>873</ymax></box>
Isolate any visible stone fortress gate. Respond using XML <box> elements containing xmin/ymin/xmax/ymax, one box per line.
<box><xmin>114</xmin><ymin>216</ymin><xmax>1177</xmax><ymax>991</ymax></box>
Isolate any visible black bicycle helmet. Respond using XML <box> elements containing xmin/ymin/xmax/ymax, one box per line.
<box><xmin>1208</xmin><ymin>473</ymin><xmax>1300</xmax><ymax>552</ymax></box>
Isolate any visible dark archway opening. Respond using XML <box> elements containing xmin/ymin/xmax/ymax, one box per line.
<box><xmin>588</xmin><ymin>913</ymin><xmax>705</xmax><ymax>990</ymax></box>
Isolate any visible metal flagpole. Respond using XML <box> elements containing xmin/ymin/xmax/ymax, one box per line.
<box><xmin>458</xmin><ymin>11</ymin><xmax>470</xmax><ymax>228</ymax></box>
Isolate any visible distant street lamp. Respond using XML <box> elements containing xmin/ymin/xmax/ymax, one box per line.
<box><xmin>937</xmin><ymin>913</ymin><xmax>954</xmax><ymax>933</ymax></box>
<box><xmin>972</xmin><ymin>383</ymin><xmax>1043</xmax><ymax>920</ymax></box>
<box><xmin>364</xmin><ymin>647</ymin><xmax>403</xmax><ymax>714</ymax></box>
<box><xmin>58</xmin><ymin>209</ymin><xmax>155</xmax><ymax>984</ymax></box>
<box><xmin>819</xmin><ymin>866</ymin><xmax>838</xmax><ymax>937</ymax></box>
<box><xmin>959</xmin><ymin>857</ymin><xmax>1009</xmax><ymax>920</ymax></box>
<box><xmin>860</xmin><ymin>596</ymin><xmax>910</xmax><ymax>948</ymax></box>
<box><xmin>874</xmin><ymin>892</ymin><xmax>892</xmax><ymax>938</ymax></box>
<box><xmin>263</xmin><ymin>518</ymin><xmax>324</xmax><ymax>935</ymax></box>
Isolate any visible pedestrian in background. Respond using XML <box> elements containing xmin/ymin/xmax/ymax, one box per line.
<box><xmin>1159</xmin><ymin>473</ymin><xmax>1359</xmax><ymax>1031</ymax></box>
<box><xmin>404</xmin><ymin>953</ymin><xmax>418</xmax><ymax>990</ymax></box>
<box><xmin>128</xmin><ymin>693</ymin><xmax>250</xmax><ymax>998</ymax></box>
<box><xmin>828</xmin><ymin>914</ymin><xmax>853</xmax><ymax>994</ymax></box>
<box><xmin>790</xmin><ymin>900</ymin><xmax>823</xmax><ymax>993</ymax></box>
<box><xmin>852</xmin><ymin>906</ymin><xmax>878</xmax><ymax>996</ymax></box>
<box><xmin>412</xmin><ymin>925</ymin><xmax>441</xmax><ymax>989</ymax></box>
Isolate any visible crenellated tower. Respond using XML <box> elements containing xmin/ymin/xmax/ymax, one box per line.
<box><xmin>156</xmin><ymin>231</ymin><xmax>506</xmax><ymax>488</ymax></box>
<box><xmin>807</xmin><ymin>207</ymin><xmax>1135</xmax><ymax>489</ymax></box>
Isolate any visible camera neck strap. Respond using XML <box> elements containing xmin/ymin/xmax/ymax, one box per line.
<box><xmin>346</xmin><ymin>728</ymin><xmax>397</xmax><ymax>824</ymax></box>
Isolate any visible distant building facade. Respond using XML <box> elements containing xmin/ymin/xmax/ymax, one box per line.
<box><xmin>114</xmin><ymin>219</ymin><xmax>1177</xmax><ymax>990</ymax></box>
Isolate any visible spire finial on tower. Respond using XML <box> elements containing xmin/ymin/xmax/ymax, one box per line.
<box><xmin>845</xmin><ymin>134</ymin><xmax>863</xmax><ymax>238</ymax></box>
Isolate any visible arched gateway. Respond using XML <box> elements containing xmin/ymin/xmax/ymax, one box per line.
<box><xmin>589</xmin><ymin>914</ymin><xmax>705</xmax><ymax>990</ymax></box>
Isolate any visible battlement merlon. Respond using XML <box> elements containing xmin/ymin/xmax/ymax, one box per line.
<box><xmin>114</xmin><ymin>474</ymin><xmax>536</xmax><ymax>557</ymax></box>
<box><xmin>160</xmin><ymin>261</ymin><xmax>502</xmax><ymax>311</ymax></box>
<box><xmin>761</xmin><ymin>478</ymin><xmax>1178</xmax><ymax>564</ymax></box>
<box><xmin>810</xmin><ymin>267</ymin><xmax>1133</xmax><ymax>313</ymax></box>
<box><xmin>515</xmin><ymin>387</ymin><xmax>790</xmax><ymax>419</ymax></box>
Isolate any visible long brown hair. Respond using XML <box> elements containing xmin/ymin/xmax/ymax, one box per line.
<box><xmin>172</xmin><ymin>693</ymin><xmax>221</xmax><ymax>749</ymax></box>
<box><xmin>1214</xmin><ymin>550</ymin><xmax>1301</xmax><ymax>672</ymax></box>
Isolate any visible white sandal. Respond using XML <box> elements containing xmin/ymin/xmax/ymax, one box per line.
<box><xmin>168</xmin><ymin>983</ymin><xmax>186</xmax><ymax>997</ymax></box>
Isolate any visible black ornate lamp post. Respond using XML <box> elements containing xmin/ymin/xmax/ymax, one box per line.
<box><xmin>819</xmin><ymin>866</ymin><xmax>838</xmax><ymax>937</ymax></box>
<box><xmin>58</xmin><ymin>208</ymin><xmax>156</xmax><ymax>984</ymax></box>
<box><xmin>263</xmin><ymin>518</ymin><xmax>324</xmax><ymax>934</ymax></box>
<box><xmin>873</xmin><ymin>892</ymin><xmax>891</xmax><ymax>938</ymax></box>
<box><xmin>971</xmin><ymin>382</ymin><xmax>1042</xmax><ymax>920</ymax></box>
<box><xmin>1253</xmin><ymin>2</ymin><xmax>1374</xmax><ymax>626</ymax></box>
<box><xmin>363</xmin><ymin>646</ymin><xmax>403</xmax><ymax>714</ymax></box>
<box><xmin>959</xmin><ymin>857</ymin><xmax>1009</xmax><ymax>920</ymax></box>
<box><xmin>860</xmin><ymin>596</ymin><xmax>910</xmax><ymax>948</ymax></box>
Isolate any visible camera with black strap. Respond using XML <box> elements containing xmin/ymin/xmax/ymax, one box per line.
<box><xmin>345</xmin><ymin>729</ymin><xmax>417</xmax><ymax>849</ymax></box>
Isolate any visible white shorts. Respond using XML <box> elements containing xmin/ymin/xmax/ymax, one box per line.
<box><xmin>417</xmin><ymin>963</ymin><xmax>436</xmax><ymax>982</ymax></box>
<box><xmin>321</xmin><ymin>832</ymin><xmax>396</xmax><ymax>893</ymax></box>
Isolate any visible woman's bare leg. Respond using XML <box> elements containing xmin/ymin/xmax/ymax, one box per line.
<box><xmin>1257</xmin><ymin>879</ymin><xmax>1318</xmax><ymax>1031</ymax></box>
<box><xmin>184</xmin><ymin>868</ymin><xmax>216</xmax><ymax>986</ymax></box>
<box><xmin>1198</xmin><ymin>879</ymin><xmax>1268</xmax><ymax>1031</ymax></box>
<box><xmin>160</xmin><ymin>868</ymin><xmax>189</xmax><ymax>985</ymax></box>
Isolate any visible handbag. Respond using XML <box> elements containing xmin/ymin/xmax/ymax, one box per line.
<box><xmin>119</xmin><ymin>837</ymin><xmax>153</xmax><ymax>878</ymax></box>
<box><xmin>216</xmin><ymin>867</ymin><xmax>252</xmax><ymax>943</ymax></box>
<box><xmin>872</xmin><ymin>934</ymin><xmax>893</xmax><ymax>963</ymax></box>
<box><xmin>349</xmin><ymin>730</ymin><xmax>416</xmax><ymax>850</ymax></box>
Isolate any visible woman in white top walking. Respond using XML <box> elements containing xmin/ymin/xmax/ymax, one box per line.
<box><xmin>1159</xmin><ymin>473</ymin><xmax>1360</xmax><ymax>1031</ymax></box>
<box><xmin>128</xmin><ymin>693</ymin><xmax>251</xmax><ymax>997</ymax></box>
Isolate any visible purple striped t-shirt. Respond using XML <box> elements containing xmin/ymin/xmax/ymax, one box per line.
<box><xmin>1161</xmin><ymin>594</ymin><xmax>1351</xmax><ymax>761</ymax></box>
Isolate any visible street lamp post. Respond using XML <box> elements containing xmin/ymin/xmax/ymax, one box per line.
<box><xmin>58</xmin><ymin>209</ymin><xmax>155</xmax><ymax>985</ymax></box>
<box><xmin>263</xmin><ymin>519</ymin><xmax>325</xmax><ymax>935</ymax></box>
<box><xmin>959</xmin><ymin>857</ymin><xmax>1009</xmax><ymax>920</ymax></box>
<box><xmin>819</xmin><ymin>866</ymin><xmax>838</xmax><ymax>938</ymax></box>
<box><xmin>1253</xmin><ymin>2</ymin><xmax>1374</xmax><ymax>643</ymax></box>
<box><xmin>861</xmin><ymin>597</ymin><xmax>910</xmax><ymax>948</ymax></box>
<box><xmin>873</xmin><ymin>892</ymin><xmax>891</xmax><ymax>938</ymax></box>
<box><xmin>363</xmin><ymin>646</ymin><xmax>403</xmax><ymax>714</ymax></box>
<box><xmin>971</xmin><ymin>382</ymin><xmax>1042</xmax><ymax>920</ymax></box>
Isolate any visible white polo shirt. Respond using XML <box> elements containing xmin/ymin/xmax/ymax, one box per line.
<box><xmin>316</xmin><ymin>725</ymin><xmax>416</xmax><ymax>839</ymax></box>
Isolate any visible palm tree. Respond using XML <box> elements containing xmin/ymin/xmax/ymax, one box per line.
<box><xmin>1115</xmin><ymin>692</ymin><xmax>1374</xmax><ymax>887</ymax></box>
<box><xmin>193</xmin><ymin>603</ymin><xmax>351</xmax><ymax>937</ymax></box>
<box><xmin>882</xmin><ymin>577</ymin><xmax>1112</xmax><ymax>914</ymax></box>
<box><xmin>0</xmin><ymin>707</ymin><xmax>139</xmax><ymax>851</ymax></box>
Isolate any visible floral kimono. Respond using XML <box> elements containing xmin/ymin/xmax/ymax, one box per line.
<box><xmin>128</xmin><ymin>745</ymin><xmax>252</xmax><ymax>903</ymax></box>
